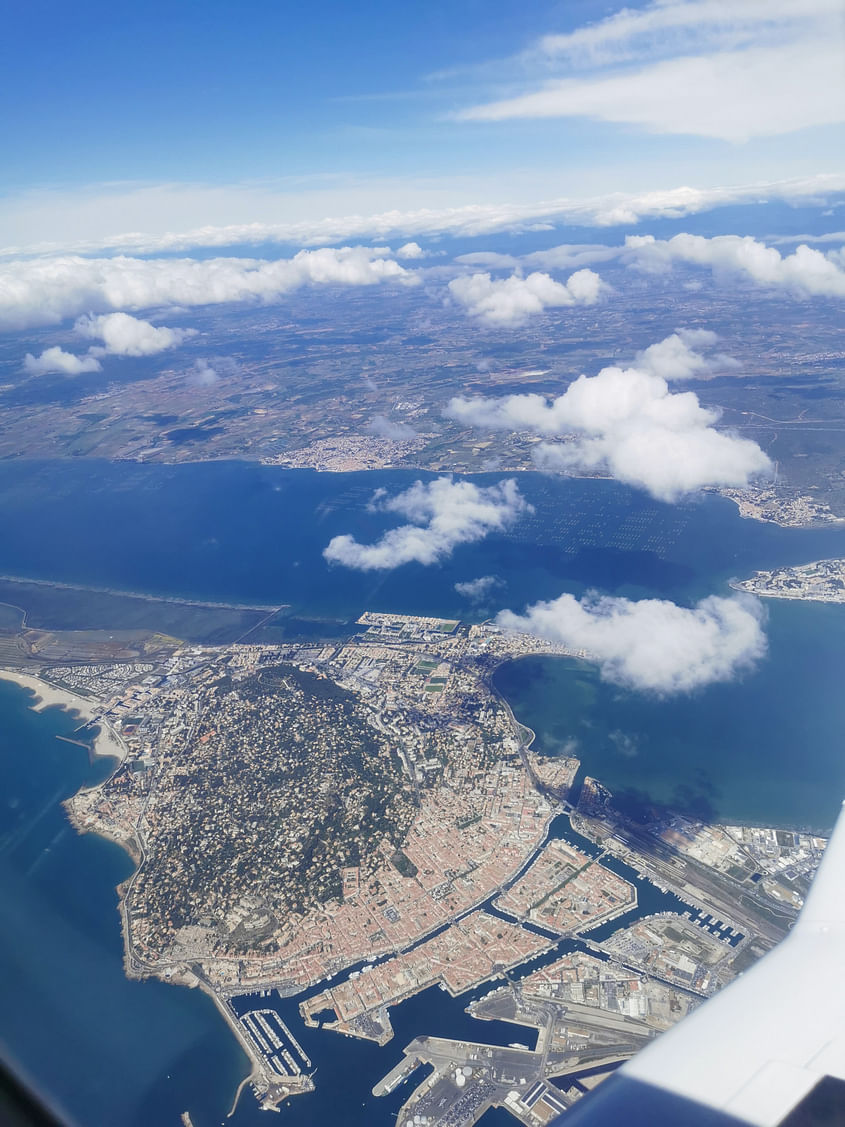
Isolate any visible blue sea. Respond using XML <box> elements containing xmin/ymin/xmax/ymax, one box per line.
<box><xmin>1</xmin><ymin>459</ymin><xmax>845</xmax><ymax>1125</ymax></box>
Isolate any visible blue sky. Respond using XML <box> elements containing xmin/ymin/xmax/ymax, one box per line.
<box><xmin>1</xmin><ymin>0</ymin><xmax>844</xmax><ymax>249</ymax></box>
<box><xmin>4</xmin><ymin>0</ymin><xmax>596</xmax><ymax>186</ymax></box>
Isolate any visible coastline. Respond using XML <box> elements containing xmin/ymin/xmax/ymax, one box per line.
<box><xmin>718</xmin><ymin>489</ymin><xmax>845</xmax><ymax>529</ymax></box>
<box><xmin>491</xmin><ymin>652</ymin><xmax>834</xmax><ymax>836</ymax></box>
<box><xmin>0</xmin><ymin>570</ymin><xmax>286</xmax><ymax>613</ymax></box>
<box><xmin>728</xmin><ymin>578</ymin><xmax>845</xmax><ymax>606</ymax></box>
<box><xmin>0</xmin><ymin>668</ymin><xmax>126</xmax><ymax>765</ymax></box>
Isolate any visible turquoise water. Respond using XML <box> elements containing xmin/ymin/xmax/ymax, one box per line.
<box><xmin>1</xmin><ymin>459</ymin><xmax>845</xmax><ymax>1124</ymax></box>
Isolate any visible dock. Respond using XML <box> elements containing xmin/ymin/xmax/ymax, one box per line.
<box><xmin>372</xmin><ymin>1051</ymin><xmax>423</xmax><ymax>1097</ymax></box>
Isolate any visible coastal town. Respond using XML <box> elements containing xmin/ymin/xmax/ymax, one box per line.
<box><xmin>2</xmin><ymin>273</ymin><xmax>844</xmax><ymax>528</ymax></box>
<box><xmin>718</xmin><ymin>487</ymin><xmax>843</xmax><ymax>527</ymax></box>
<box><xmin>0</xmin><ymin>611</ymin><xmax>829</xmax><ymax>1121</ymax></box>
<box><xmin>732</xmin><ymin>556</ymin><xmax>845</xmax><ymax>604</ymax></box>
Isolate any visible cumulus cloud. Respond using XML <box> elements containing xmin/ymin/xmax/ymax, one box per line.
<box><xmin>455</xmin><ymin>233</ymin><xmax>845</xmax><ymax>300</ymax></box>
<box><xmin>0</xmin><ymin>246</ymin><xmax>416</xmax><ymax>331</ymax></box>
<box><xmin>75</xmin><ymin>312</ymin><xmax>197</xmax><ymax>356</ymax></box>
<box><xmin>189</xmin><ymin>359</ymin><xmax>219</xmax><ymax>386</ymax></box>
<box><xmin>448</xmin><ymin>268</ymin><xmax>605</xmax><ymax>326</ymax></box>
<box><xmin>396</xmin><ymin>242</ymin><xmax>425</xmax><ymax>259</ymax></box>
<box><xmin>185</xmin><ymin>357</ymin><xmax>241</xmax><ymax>387</ymax></box>
<box><xmin>23</xmin><ymin>346</ymin><xmax>102</xmax><ymax>376</ymax></box>
<box><xmin>454</xmin><ymin>575</ymin><xmax>504</xmax><ymax>602</ymax></box>
<box><xmin>634</xmin><ymin>329</ymin><xmax>739</xmax><ymax>380</ymax></box>
<box><xmin>530</xmin><ymin>392</ymin><xmax>771</xmax><ymax>501</ymax></box>
<box><xmin>626</xmin><ymin>233</ymin><xmax>845</xmax><ymax>297</ymax></box>
<box><xmin>323</xmin><ymin>477</ymin><xmax>531</xmax><ymax>571</ymax></box>
<box><xmin>366</xmin><ymin>415</ymin><xmax>418</xmax><ymax>440</ymax></box>
<box><xmin>497</xmin><ymin>591</ymin><xmax>767</xmax><ymax>694</ymax></box>
<box><xmin>456</xmin><ymin>1</ymin><xmax>844</xmax><ymax>142</ymax></box>
<box><xmin>446</xmin><ymin>332</ymin><xmax>771</xmax><ymax>501</ymax></box>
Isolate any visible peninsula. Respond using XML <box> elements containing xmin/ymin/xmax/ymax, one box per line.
<box><xmin>47</xmin><ymin>615</ymin><xmax>580</xmax><ymax>1107</ymax></box>
<box><xmin>1</xmin><ymin>611</ymin><xmax>828</xmax><ymax>1119</ymax></box>
<box><xmin>732</xmin><ymin>557</ymin><xmax>845</xmax><ymax>603</ymax></box>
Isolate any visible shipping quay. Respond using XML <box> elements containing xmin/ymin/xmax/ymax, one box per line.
<box><xmin>373</xmin><ymin>1033</ymin><xmax>635</xmax><ymax>1127</ymax></box>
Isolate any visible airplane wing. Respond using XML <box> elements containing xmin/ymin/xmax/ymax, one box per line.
<box><xmin>561</xmin><ymin>801</ymin><xmax>845</xmax><ymax>1127</ymax></box>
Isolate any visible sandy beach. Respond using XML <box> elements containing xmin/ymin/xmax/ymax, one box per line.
<box><xmin>0</xmin><ymin>668</ymin><xmax>127</xmax><ymax>764</ymax></box>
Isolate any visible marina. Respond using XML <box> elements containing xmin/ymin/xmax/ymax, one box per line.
<box><xmin>235</xmin><ymin>1005</ymin><xmax>312</xmax><ymax>1077</ymax></box>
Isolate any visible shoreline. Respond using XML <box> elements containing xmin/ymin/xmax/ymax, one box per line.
<box><xmin>728</xmin><ymin>579</ymin><xmax>845</xmax><ymax>606</ymax></box>
<box><xmin>66</xmin><ymin>803</ymin><xmax>142</xmax><ymax>865</ymax></box>
<box><xmin>490</xmin><ymin>652</ymin><xmax>833</xmax><ymax>838</ymax></box>
<box><xmin>0</xmin><ymin>668</ymin><xmax>127</xmax><ymax>765</ymax></box>
<box><xmin>0</xmin><ymin>571</ymin><xmax>286</xmax><ymax>614</ymax></box>
<box><xmin>718</xmin><ymin>490</ymin><xmax>845</xmax><ymax>529</ymax></box>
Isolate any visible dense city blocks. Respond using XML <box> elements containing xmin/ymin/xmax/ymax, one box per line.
<box><xmin>0</xmin><ymin>607</ymin><xmax>822</xmax><ymax>1118</ymax></box>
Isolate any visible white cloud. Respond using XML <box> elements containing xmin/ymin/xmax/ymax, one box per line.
<box><xmin>75</xmin><ymin>312</ymin><xmax>197</xmax><ymax>356</ymax></box>
<box><xmin>446</xmin><ymin>332</ymin><xmax>771</xmax><ymax>502</ymax></box>
<box><xmin>366</xmin><ymin>415</ymin><xmax>418</xmax><ymax>440</ymax></box>
<box><xmin>396</xmin><ymin>241</ymin><xmax>425</xmax><ymax>259</ymax></box>
<box><xmin>454</xmin><ymin>575</ymin><xmax>504</xmax><ymax>602</ymax></box>
<box><xmin>448</xmin><ymin>268</ymin><xmax>605</xmax><ymax>326</ymax></box>
<box><xmin>184</xmin><ymin>357</ymin><xmax>241</xmax><ymax>387</ymax></box>
<box><xmin>456</xmin><ymin>232</ymin><xmax>845</xmax><ymax>299</ymax></box>
<box><xmin>0</xmin><ymin>246</ymin><xmax>416</xmax><ymax>331</ymax></box>
<box><xmin>455</xmin><ymin>252</ymin><xmax>521</xmax><ymax>270</ymax></box>
<box><xmin>626</xmin><ymin>233</ymin><xmax>845</xmax><ymax>297</ymax></box>
<box><xmin>188</xmin><ymin>359</ymin><xmax>220</xmax><ymax>386</ymax></box>
<box><xmin>769</xmin><ymin>231</ymin><xmax>845</xmax><ymax>246</ymax></box>
<box><xmin>22</xmin><ymin>346</ymin><xmax>101</xmax><ymax>376</ymax></box>
<box><xmin>459</xmin><ymin>45</ymin><xmax>845</xmax><ymax>141</ymax></box>
<box><xmin>457</xmin><ymin>1</ymin><xmax>845</xmax><ymax>142</ymax></box>
<box><xmin>498</xmin><ymin>591</ymin><xmax>767</xmax><ymax>694</ymax></box>
<box><xmin>2</xmin><ymin>174</ymin><xmax>842</xmax><ymax>259</ymax></box>
<box><xmin>634</xmin><ymin>329</ymin><xmax>739</xmax><ymax>380</ymax></box>
<box><xmin>323</xmin><ymin>476</ymin><xmax>531</xmax><ymax>571</ymax></box>
<box><xmin>533</xmin><ymin>0</ymin><xmax>839</xmax><ymax>64</ymax></box>
<box><xmin>532</xmin><ymin>418</ymin><xmax>770</xmax><ymax>503</ymax></box>
<box><xmin>523</xmin><ymin>244</ymin><xmax>623</xmax><ymax>270</ymax></box>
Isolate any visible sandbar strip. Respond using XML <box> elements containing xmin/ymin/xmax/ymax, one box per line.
<box><xmin>0</xmin><ymin>571</ymin><xmax>286</xmax><ymax>613</ymax></box>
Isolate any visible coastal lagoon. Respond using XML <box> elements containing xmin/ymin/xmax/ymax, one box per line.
<box><xmin>1</xmin><ymin>459</ymin><xmax>845</xmax><ymax>624</ymax></box>
<box><xmin>2</xmin><ymin>458</ymin><xmax>845</xmax><ymax>1124</ymax></box>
